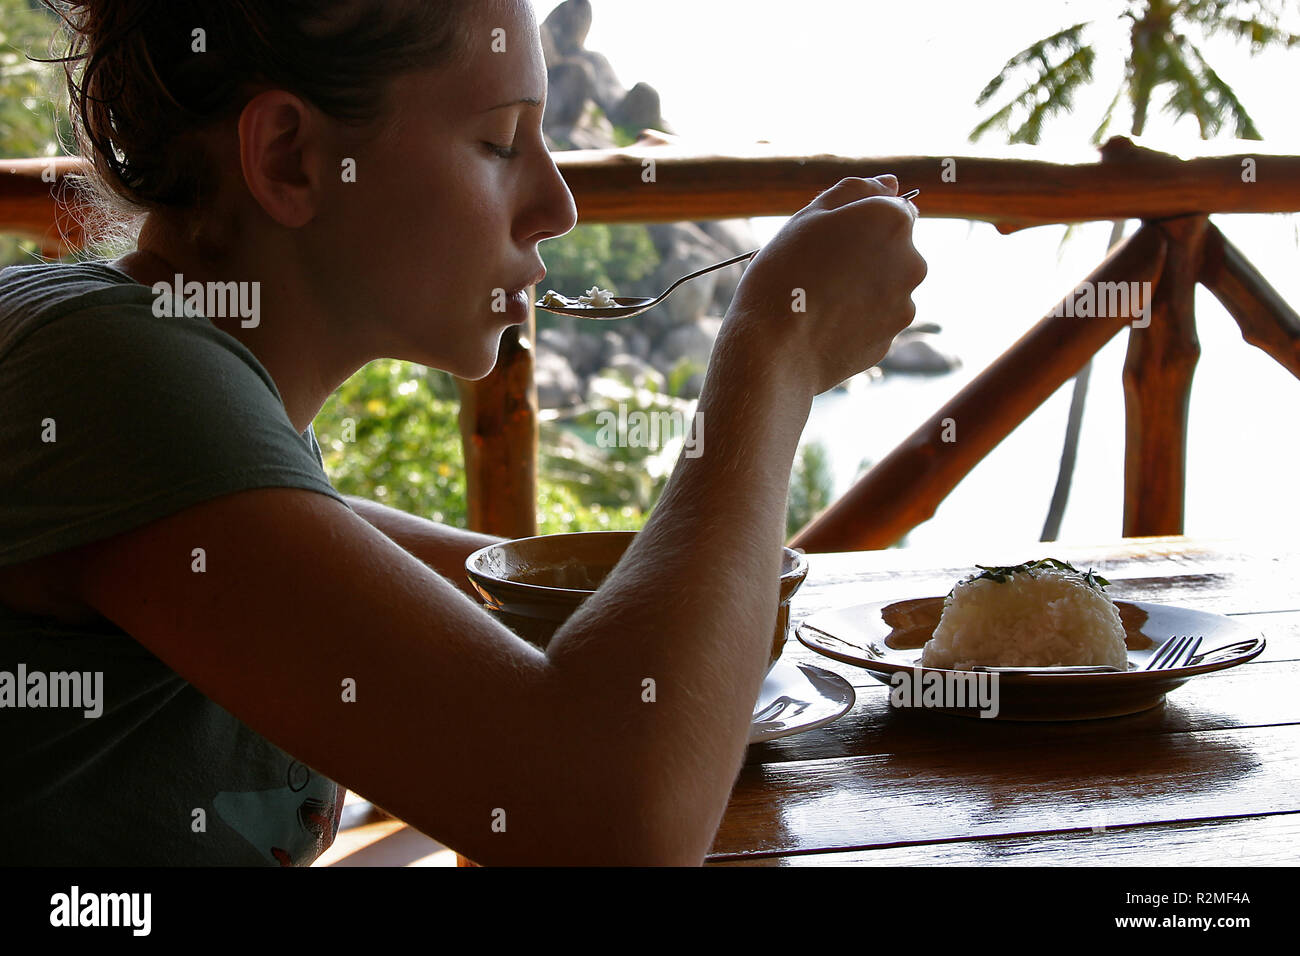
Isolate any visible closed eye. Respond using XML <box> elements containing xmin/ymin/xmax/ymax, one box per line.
<box><xmin>484</xmin><ymin>142</ymin><xmax>520</xmax><ymax>160</ymax></box>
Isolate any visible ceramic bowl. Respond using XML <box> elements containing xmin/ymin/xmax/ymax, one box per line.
<box><xmin>466</xmin><ymin>530</ymin><xmax>808</xmax><ymax>669</ymax></box>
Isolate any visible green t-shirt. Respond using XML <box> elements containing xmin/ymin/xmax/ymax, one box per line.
<box><xmin>0</xmin><ymin>261</ymin><xmax>353</xmax><ymax>865</ymax></box>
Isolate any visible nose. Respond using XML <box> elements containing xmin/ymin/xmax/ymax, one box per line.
<box><xmin>521</xmin><ymin>152</ymin><xmax>578</xmax><ymax>245</ymax></box>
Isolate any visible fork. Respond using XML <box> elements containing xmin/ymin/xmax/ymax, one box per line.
<box><xmin>1143</xmin><ymin>635</ymin><xmax>1203</xmax><ymax>671</ymax></box>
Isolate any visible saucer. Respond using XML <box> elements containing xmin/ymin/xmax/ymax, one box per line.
<box><xmin>750</xmin><ymin>660</ymin><xmax>856</xmax><ymax>742</ymax></box>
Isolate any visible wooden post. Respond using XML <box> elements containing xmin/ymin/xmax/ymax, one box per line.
<box><xmin>456</xmin><ymin>298</ymin><xmax>539</xmax><ymax>540</ymax></box>
<box><xmin>790</xmin><ymin>223</ymin><xmax>1168</xmax><ymax>552</ymax></box>
<box><xmin>1199</xmin><ymin>223</ymin><xmax>1300</xmax><ymax>381</ymax></box>
<box><xmin>1122</xmin><ymin>215</ymin><xmax>1209</xmax><ymax>537</ymax></box>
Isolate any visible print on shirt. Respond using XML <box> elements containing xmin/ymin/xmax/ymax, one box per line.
<box><xmin>212</xmin><ymin>761</ymin><xmax>343</xmax><ymax>866</ymax></box>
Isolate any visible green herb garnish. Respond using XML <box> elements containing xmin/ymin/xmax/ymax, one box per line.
<box><xmin>946</xmin><ymin>558</ymin><xmax>1111</xmax><ymax>597</ymax></box>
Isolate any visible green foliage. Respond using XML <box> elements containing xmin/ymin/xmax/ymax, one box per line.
<box><xmin>972</xmin><ymin>0</ymin><xmax>1299</xmax><ymax>146</ymax></box>
<box><xmin>1</xmin><ymin>0</ymin><xmax>69</xmax><ymax>268</ymax></box>
<box><xmin>1162</xmin><ymin>35</ymin><xmax>1262</xmax><ymax>138</ymax></box>
<box><xmin>530</xmin><ymin>221</ymin><xmax>672</xmax><ymax>529</ymax></box>
<box><xmin>0</xmin><ymin>0</ymin><xmax>66</xmax><ymax>160</ymax></box>
<box><xmin>786</xmin><ymin>440</ymin><xmax>834</xmax><ymax>539</ymax></box>
<box><xmin>533</xmin><ymin>220</ymin><xmax>662</xmax><ymax>426</ymax></box>
<box><xmin>313</xmin><ymin>360</ymin><xmax>659</xmax><ymax>534</ymax></box>
<box><xmin>970</xmin><ymin>23</ymin><xmax>1096</xmax><ymax>144</ymax></box>
<box><xmin>530</xmin><ymin>214</ymin><xmax>681</xmax><ymax>530</ymax></box>
<box><xmin>611</xmin><ymin>122</ymin><xmax>643</xmax><ymax>148</ymax></box>
<box><xmin>537</xmin><ymin>482</ymin><xmax>645</xmax><ymax>534</ymax></box>
<box><xmin>542</xmin><ymin>363</ymin><xmax>697</xmax><ymax>513</ymax></box>
<box><xmin>526</xmin><ymin>210</ymin><xmax>676</xmax><ymax>531</ymax></box>
<box><xmin>537</xmin><ymin>223</ymin><xmax>658</xmax><ymax>307</ymax></box>
<box><xmin>314</xmin><ymin>360</ymin><xmax>469</xmax><ymax>525</ymax></box>
<box><xmin>1180</xmin><ymin>0</ymin><xmax>1300</xmax><ymax>51</ymax></box>
<box><xmin>0</xmin><ymin>234</ymin><xmax>42</xmax><ymax>269</ymax></box>
<box><xmin>665</xmin><ymin>355</ymin><xmax>702</xmax><ymax>399</ymax></box>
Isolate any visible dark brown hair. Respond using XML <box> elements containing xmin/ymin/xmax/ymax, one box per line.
<box><xmin>39</xmin><ymin>0</ymin><xmax>476</xmax><ymax>223</ymax></box>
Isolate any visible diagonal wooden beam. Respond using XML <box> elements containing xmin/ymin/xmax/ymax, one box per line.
<box><xmin>789</xmin><ymin>223</ymin><xmax>1168</xmax><ymax>553</ymax></box>
<box><xmin>1198</xmin><ymin>223</ymin><xmax>1300</xmax><ymax>380</ymax></box>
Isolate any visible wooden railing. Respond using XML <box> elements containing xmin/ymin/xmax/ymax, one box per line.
<box><xmin>4</xmin><ymin>137</ymin><xmax>1299</xmax><ymax>549</ymax></box>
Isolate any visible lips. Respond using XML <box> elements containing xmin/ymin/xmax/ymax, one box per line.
<box><xmin>502</xmin><ymin>288</ymin><xmax>531</xmax><ymax>324</ymax></box>
<box><xmin>509</xmin><ymin>269</ymin><xmax>547</xmax><ymax>294</ymax></box>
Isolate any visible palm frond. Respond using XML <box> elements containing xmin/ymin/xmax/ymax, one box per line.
<box><xmin>1212</xmin><ymin>16</ymin><xmax>1300</xmax><ymax>49</ymax></box>
<box><xmin>973</xmin><ymin>21</ymin><xmax>1094</xmax><ymax>106</ymax></box>
<box><xmin>1013</xmin><ymin>47</ymin><xmax>1097</xmax><ymax>144</ymax></box>
<box><xmin>1091</xmin><ymin>81</ymin><xmax>1127</xmax><ymax>144</ymax></box>
<box><xmin>977</xmin><ymin>0</ymin><xmax>1290</xmax><ymax>148</ymax></box>
<box><xmin>1179</xmin><ymin>0</ymin><xmax>1300</xmax><ymax>51</ymax></box>
<box><xmin>969</xmin><ymin>100</ymin><xmax>1019</xmax><ymax>143</ymax></box>
<box><xmin>1161</xmin><ymin>34</ymin><xmax>1221</xmax><ymax>136</ymax></box>
<box><xmin>1187</xmin><ymin>41</ymin><xmax>1265</xmax><ymax>137</ymax></box>
<box><xmin>1056</xmin><ymin>222</ymin><xmax>1083</xmax><ymax>262</ymax></box>
<box><xmin>971</xmin><ymin>44</ymin><xmax>1096</xmax><ymax>144</ymax></box>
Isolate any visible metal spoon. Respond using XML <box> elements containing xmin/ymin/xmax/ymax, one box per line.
<box><xmin>535</xmin><ymin>249</ymin><xmax>758</xmax><ymax>320</ymax></box>
<box><xmin>536</xmin><ymin>187</ymin><xmax>921</xmax><ymax>320</ymax></box>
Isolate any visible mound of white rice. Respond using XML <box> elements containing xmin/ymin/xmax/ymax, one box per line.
<box><xmin>919</xmin><ymin>562</ymin><xmax>1127</xmax><ymax>670</ymax></box>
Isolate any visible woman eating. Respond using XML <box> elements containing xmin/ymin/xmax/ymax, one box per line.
<box><xmin>0</xmin><ymin>0</ymin><xmax>925</xmax><ymax>865</ymax></box>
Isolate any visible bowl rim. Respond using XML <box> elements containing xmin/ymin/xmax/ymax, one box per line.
<box><xmin>466</xmin><ymin>530</ymin><xmax>808</xmax><ymax>596</ymax></box>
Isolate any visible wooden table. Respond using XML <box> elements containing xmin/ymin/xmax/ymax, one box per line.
<box><xmin>716</xmin><ymin>534</ymin><xmax>1299</xmax><ymax>867</ymax></box>
<box><xmin>318</xmin><ymin>535</ymin><xmax>1300</xmax><ymax>867</ymax></box>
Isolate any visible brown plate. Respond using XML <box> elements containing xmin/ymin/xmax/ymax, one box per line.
<box><xmin>797</xmin><ymin>598</ymin><xmax>1266</xmax><ymax>721</ymax></box>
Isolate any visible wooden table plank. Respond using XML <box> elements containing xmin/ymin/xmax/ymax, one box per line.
<box><xmin>708</xmin><ymin>811</ymin><xmax>1300</xmax><ymax>866</ymax></box>
<box><xmin>710</xmin><ymin>723</ymin><xmax>1300</xmax><ymax>859</ymax></box>
<box><xmin>746</xmin><ymin>659</ymin><xmax>1300</xmax><ymax>765</ymax></box>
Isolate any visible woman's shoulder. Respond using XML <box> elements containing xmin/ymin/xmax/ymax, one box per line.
<box><xmin>0</xmin><ymin>259</ymin><xmax>151</xmax><ymax>356</ymax></box>
<box><xmin>0</xmin><ymin>258</ymin><xmax>141</xmax><ymax>306</ymax></box>
<box><xmin>0</xmin><ymin>254</ymin><xmax>344</xmax><ymax>576</ymax></box>
<box><xmin>0</xmin><ymin>258</ymin><xmax>274</xmax><ymax>390</ymax></box>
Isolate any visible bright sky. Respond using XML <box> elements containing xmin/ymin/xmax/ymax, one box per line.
<box><xmin>532</xmin><ymin>0</ymin><xmax>1300</xmax><ymax>155</ymax></box>
<box><xmin>529</xmin><ymin>0</ymin><xmax>1300</xmax><ymax>546</ymax></box>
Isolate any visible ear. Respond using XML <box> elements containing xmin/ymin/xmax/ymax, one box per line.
<box><xmin>237</xmin><ymin>89</ymin><xmax>326</xmax><ymax>229</ymax></box>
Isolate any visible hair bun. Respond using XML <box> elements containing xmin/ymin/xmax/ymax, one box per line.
<box><xmin>40</xmin><ymin>0</ymin><xmax>474</xmax><ymax>221</ymax></box>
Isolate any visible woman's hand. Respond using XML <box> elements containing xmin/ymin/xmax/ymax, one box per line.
<box><xmin>723</xmin><ymin>174</ymin><xmax>928</xmax><ymax>398</ymax></box>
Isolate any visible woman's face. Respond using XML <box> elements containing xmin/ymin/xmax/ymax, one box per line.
<box><xmin>324</xmin><ymin>0</ymin><xmax>577</xmax><ymax>379</ymax></box>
